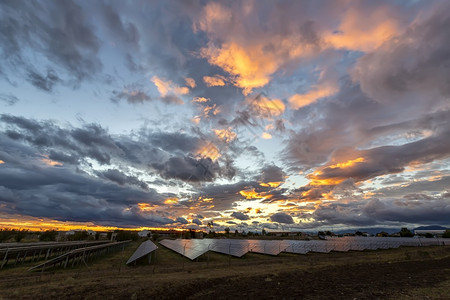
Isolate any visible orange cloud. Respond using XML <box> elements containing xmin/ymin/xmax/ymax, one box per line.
<box><xmin>0</xmin><ymin>160</ymin><xmax>4</xmax><ymax>164</ymax></box>
<box><xmin>194</xmin><ymin>1</ymin><xmax>232</xmax><ymax>33</ymax></box>
<box><xmin>201</xmin><ymin>43</ymin><xmax>278</xmax><ymax>95</ymax></box>
<box><xmin>185</xmin><ymin>77</ymin><xmax>196</xmax><ymax>88</ymax></box>
<box><xmin>137</xmin><ymin>203</ymin><xmax>156</xmax><ymax>212</ymax></box>
<box><xmin>213</xmin><ymin>128</ymin><xmax>237</xmax><ymax>143</ymax></box>
<box><xmin>328</xmin><ymin>157</ymin><xmax>365</xmax><ymax>169</ymax></box>
<box><xmin>192</xmin><ymin>96</ymin><xmax>209</xmax><ymax>103</ymax></box>
<box><xmin>203</xmin><ymin>75</ymin><xmax>227</xmax><ymax>87</ymax></box>
<box><xmin>260</xmin><ymin>182</ymin><xmax>282</xmax><ymax>188</ymax></box>
<box><xmin>151</xmin><ymin>76</ymin><xmax>189</xmax><ymax>97</ymax></box>
<box><xmin>164</xmin><ymin>197</ymin><xmax>179</xmax><ymax>205</ymax></box>
<box><xmin>238</xmin><ymin>188</ymin><xmax>273</xmax><ymax>200</ymax></box>
<box><xmin>199</xmin><ymin>196</ymin><xmax>214</xmax><ymax>203</ymax></box>
<box><xmin>307</xmin><ymin>157</ymin><xmax>366</xmax><ymax>186</ymax></box>
<box><xmin>195</xmin><ymin>2</ymin><xmax>318</xmax><ymax>95</ymax></box>
<box><xmin>261</xmin><ymin>132</ymin><xmax>272</xmax><ymax>139</ymax></box>
<box><xmin>203</xmin><ymin>104</ymin><xmax>221</xmax><ymax>117</ymax></box>
<box><xmin>196</xmin><ymin>142</ymin><xmax>221</xmax><ymax>161</ymax></box>
<box><xmin>289</xmin><ymin>82</ymin><xmax>338</xmax><ymax>109</ymax></box>
<box><xmin>324</xmin><ymin>7</ymin><xmax>398</xmax><ymax>52</ymax></box>
<box><xmin>239</xmin><ymin>188</ymin><xmax>262</xmax><ymax>199</ymax></box>
<box><xmin>40</xmin><ymin>156</ymin><xmax>63</xmax><ymax>167</ymax></box>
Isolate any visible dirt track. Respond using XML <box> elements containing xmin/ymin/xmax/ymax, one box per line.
<box><xmin>167</xmin><ymin>256</ymin><xmax>450</xmax><ymax>300</ymax></box>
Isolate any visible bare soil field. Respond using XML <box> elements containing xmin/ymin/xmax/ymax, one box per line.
<box><xmin>0</xmin><ymin>242</ymin><xmax>449</xmax><ymax>299</ymax></box>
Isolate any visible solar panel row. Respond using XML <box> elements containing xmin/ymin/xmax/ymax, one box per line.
<box><xmin>1</xmin><ymin>240</ymin><xmax>111</xmax><ymax>269</ymax></box>
<box><xmin>28</xmin><ymin>240</ymin><xmax>131</xmax><ymax>271</ymax></box>
<box><xmin>159</xmin><ymin>237</ymin><xmax>447</xmax><ymax>259</ymax></box>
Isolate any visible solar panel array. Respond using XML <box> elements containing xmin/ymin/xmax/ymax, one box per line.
<box><xmin>29</xmin><ymin>240</ymin><xmax>131</xmax><ymax>271</ymax></box>
<box><xmin>1</xmin><ymin>240</ymin><xmax>111</xmax><ymax>269</ymax></box>
<box><xmin>160</xmin><ymin>237</ymin><xmax>448</xmax><ymax>259</ymax></box>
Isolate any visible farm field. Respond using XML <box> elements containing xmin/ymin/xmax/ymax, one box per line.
<box><xmin>0</xmin><ymin>241</ymin><xmax>449</xmax><ymax>299</ymax></box>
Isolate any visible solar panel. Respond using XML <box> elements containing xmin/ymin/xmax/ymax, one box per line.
<box><xmin>126</xmin><ymin>240</ymin><xmax>158</xmax><ymax>265</ymax></box>
<box><xmin>308</xmin><ymin>240</ymin><xmax>330</xmax><ymax>253</ymax></box>
<box><xmin>159</xmin><ymin>239</ymin><xmax>211</xmax><ymax>260</ymax></box>
<box><xmin>247</xmin><ymin>240</ymin><xmax>288</xmax><ymax>256</ymax></box>
<box><xmin>208</xmin><ymin>239</ymin><xmax>250</xmax><ymax>257</ymax></box>
<box><xmin>281</xmin><ymin>240</ymin><xmax>310</xmax><ymax>254</ymax></box>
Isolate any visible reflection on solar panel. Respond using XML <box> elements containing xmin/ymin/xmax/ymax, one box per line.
<box><xmin>308</xmin><ymin>240</ymin><xmax>331</xmax><ymax>253</ymax></box>
<box><xmin>281</xmin><ymin>240</ymin><xmax>310</xmax><ymax>254</ymax></box>
<box><xmin>247</xmin><ymin>240</ymin><xmax>288</xmax><ymax>255</ymax></box>
<box><xmin>159</xmin><ymin>239</ymin><xmax>211</xmax><ymax>260</ymax></box>
<box><xmin>208</xmin><ymin>239</ymin><xmax>249</xmax><ymax>257</ymax></box>
<box><xmin>126</xmin><ymin>240</ymin><xmax>158</xmax><ymax>265</ymax></box>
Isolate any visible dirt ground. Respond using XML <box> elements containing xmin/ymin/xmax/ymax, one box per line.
<box><xmin>0</xmin><ymin>244</ymin><xmax>449</xmax><ymax>299</ymax></box>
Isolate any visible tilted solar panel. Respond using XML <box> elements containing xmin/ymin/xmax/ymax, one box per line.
<box><xmin>126</xmin><ymin>240</ymin><xmax>158</xmax><ymax>265</ymax></box>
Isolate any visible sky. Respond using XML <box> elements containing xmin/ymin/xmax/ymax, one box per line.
<box><xmin>0</xmin><ymin>0</ymin><xmax>449</xmax><ymax>232</ymax></box>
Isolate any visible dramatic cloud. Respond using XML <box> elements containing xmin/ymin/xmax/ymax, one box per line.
<box><xmin>231</xmin><ymin>211</ymin><xmax>250</xmax><ymax>221</ymax></box>
<box><xmin>270</xmin><ymin>213</ymin><xmax>294</xmax><ymax>224</ymax></box>
<box><xmin>1</xmin><ymin>1</ymin><xmax>449</xmax><ymax>231</ymax></box>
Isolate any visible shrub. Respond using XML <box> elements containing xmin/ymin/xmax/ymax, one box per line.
<box><xmin>39</xmin><ymin>230</ymin><xmax>57</xmax><ymax>241</ymax></box>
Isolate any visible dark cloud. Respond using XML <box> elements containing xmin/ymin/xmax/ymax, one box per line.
<box><xmin>176</xmin><ymin>217</ymin><xmax>188</xmax><ymax>224</ymax></box>
<box><xmin>111</xmin><ymin>88</ymin><xmax>151</xmax><ymax>104</ymax></box>
<box><xmin>152</xmin><ymin>156</ymin><xmax>219</xmax><ymax>182</ymax></box>
<box><xmin>312</xmin><ymin>124</ymin><xmax>450</xmax><ymax>184</ymax></box>
<box><xmin>26</xmin><ymin>69</ymin><xmax>60</xmax><ymax>92</ymax></box>
<box><xmin>310</xmin><ymin>195</ymin><xmax>450</xmax><ymax>228</ymax></box>
<box><xmin>0</xmin><ymin>93</ymin><xmax>19</xmax><ymax>105</ymax></box>
<box><xmin>353</xmin><ymin>2</ymin><xmax>450</xmax><ymax>107</ymax></box>
<box><xmin>230</xmin><ymin>211</ymin><xmax>250</xmax><ymax>221</ymax></box>
<box><xmin>0</xmin><ymin>1</ymin><xmax>102</xmax><ymax>86</ymax></box>
<box><xmin>97</xmin><ymin>169</ymin><xmax>148</xmax><ymax>190</ymax></box>
<box><xmin>258</xmin><ymin>164</ymin><xmax>286</xmax><ymax>183</ymax></box>
<box><xmin>161</xmin><ymin>95</ymin><xmax>184</xmax><ymax>105</ymax></box>
<box><xmin>0</xmin><ymin>142</ymin><xmax>173</xmax><ymax>227</ymax></box>
<box><xmin>0</xmin><ymin>114</ymin><xmax>238</xmax><ymax>185</ymax></box>
<box><xmin>192</xmin><ymin>218</ymin><xmax>202</xmax><ymax>225</ymax></box>
<box><xmin>101</xmin><ymin>3</ymin><xmax>140</xmax><ymax>48</ymax></box>
<box><xmin>270</xmin><ymin>212</ymin><xmax>294</xmax><ymax>224</ymax></box>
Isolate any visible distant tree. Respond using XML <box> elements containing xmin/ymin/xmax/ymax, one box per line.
<box><xmin>224</xmin><ymin>227</ymin><xmax>230</xmax><ymax>235</ymax></box>
<box><xmin>0</xmin><ymin>229</ymin><xmax>14</xmax><ymax>242</ymax></box>
<box><xmin>377</xmin><ymin>231</ymin><xmax>389</xmax><ymax>237</ymax></box>
<box><xmin>234</xmin><ymin>230</ymin><xmax>239</xmax><ymax>236</ymax></box>
<box><xmin>425</xmin><ymin>233</ymin><xmax>433</xmax><ymax>238</ymax></box>
<box><xmin>68</xmin><ymin>230</ymin><xmax>89</xmax><ymax>241</ymax></box>
<box><xmin>39</xmin><ymin>230</ymin><xmax>57</xmax><ymax>241</ymax></box>
<box><xmin>443</xmin><ymin>230</ymin><xmax>450</xmax><ymax>238</ymax></box>
<box><xmin>400</xmin><ymin>227</ymin><xmax>414</xmax><ymax>237</ymax></box>
<box><xmin>355</xmin><ymin>231</ymin><xmax>363</xmax><ymax>236</ymax></box>
<box><xmin>262</xmin><ymin>228</ymin><xmax>267</xmax><ymax>236</ymax></box>
<box><xmin>14</xmin><ymin>229</ymin><xmax>28</xmax><ymax>242</ymax></box>
<box><xmin>115</xmin><ymin>230</ymin><xmax>139</xmax><ymax>241</ymax></box>
<box><xmin>152</xmin><ymin>232</ymin><xmax>160</xmax><ymax>241</ymax></box>
<box><xmin>325</xmin><ymin>231</ymin><xmax>332</xmax><ymax>236</ymax></box>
